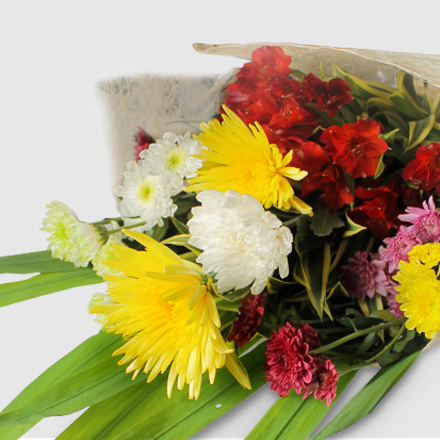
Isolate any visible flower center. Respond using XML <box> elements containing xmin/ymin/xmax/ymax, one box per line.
<box><xmin>165</xmin><ymin>149</ymin><xmax>186</xmax><ymax>171</ymax></box>
<box><xmin>137</xmin><ymin>179</ymin><xmax>158</xmax><ymax>205</ymax></box>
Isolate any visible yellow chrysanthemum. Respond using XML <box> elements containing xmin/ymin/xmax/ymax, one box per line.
<box><xmin>89</xmin><ymin>230</ymin><xmax>250</xmax><ymax>400</ymax></box>
<box><xmin>394</xmin><ymin>243</ymin><xmax>440</xmax><ymax>339</ymax></box>
<box><xmin>186</xmin><ymin>105</ymin><xmax>312</xmax><ymax>215</ymax></box>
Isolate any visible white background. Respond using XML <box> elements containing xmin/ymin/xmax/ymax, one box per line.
<box><xmin>0</xmin><ymin>1</ymin><xmax>440</xmax><ymax>439</ymax></box>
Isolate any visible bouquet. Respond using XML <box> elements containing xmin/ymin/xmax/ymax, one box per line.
<box><xmin>1</xmin><ymin>42</ymin><xmax>440</xmax><ymax>439</ymax></box>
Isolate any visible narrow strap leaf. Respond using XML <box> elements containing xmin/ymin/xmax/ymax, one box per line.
<box><xmin>56</xmin><ymin>343</ymin><xmax>267</xmax><ymax>440</ymax></box>
<box><xmin>0</xmin><ymin>268</ymin><xmax>102</xmax><ymax>308</ymax></box>
<box><xmin>0</xmin><ymin>332</ymin><xmax>121</xmax><ymax>440</ymax></box>
<box><xmin>245</xmin><ymin>370</ymin><xmax>357</xmax><ymax>440</ymax></box>
<box><xmin>310</xmin><ymin>351</ymin><xmax>421</xmax><ymax>440</ymax></box>
<box><xmin>0</xmin><ymin>250</ymin><xmax>81</xmax><ymax>274</ymax></box>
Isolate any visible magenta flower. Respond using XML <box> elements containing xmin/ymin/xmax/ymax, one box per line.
<box><xmin>399</xmin><ymin>196</ymin><xmax>440</xmax><ymax>243</ymax></box>
<box><xmin>379</xmin><ymin>226</ymin><xmax>422</xmax><ymax>273</ymax></box>
<box><xmin>264</xmin><ymin>323</ymin><xmax>315</xmax><ymax>397</ymax></box>
<box><xmin>227</xmin><ymin>293</ymin><xmax>266</xmax><ymax>349</ymax></box>
<box><xmin>133</xmin><ymin>127</ymin><xmax>153</xmax><ymax>160</ymax></box>
<box><xmin>338</xmin><ymin>252</ymin><xmax>391</xmax><ymax>300</ymax></box>
<box><xmin>302</xmin><ymin>356</ymin><xmax>339</xmax><ymax>407</ymax></box>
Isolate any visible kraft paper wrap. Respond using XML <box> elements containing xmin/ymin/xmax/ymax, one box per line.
<box><xmin>97</xmin><ymin>42</ymin><xmax>440</xmax><ymax>352</ymax></box>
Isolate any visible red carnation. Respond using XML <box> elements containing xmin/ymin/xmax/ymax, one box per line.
<box><xmin>298</xmin><ymin>323</ymin><xmax>321</xmax><ymax>351</ymax></box>
<box><xmin>321</xmin><ymin>119</ymin><xmax>389</xmax><ymax>178</ymax></box>
<box><xmin>302</xmin><ymin>356</ymin><xmax>338</xmax><ymax>407</ymax></box>
<box><xmin>301</xmin><ymin>163</ymin><xmax>354</xmax><ymax>211</ymax></box>
<box><xmin>348</xmin><ymin>186</ymin><xmax>400</xmax><ymax>239</ymax></box>
<box><xmin>227</xmin><ymin>294</ymin><xmax>266</xmax><ymax>349</ymax></box>
<box><xmin>302</xmin><ymin>73</ymin><xmax>353</xmax><ymax>117</ymax></box>
<box><xmin>134</xmin><ymin>127</ymin><xmax>153</xmax><ymax>160</ymax></box>
<box><xmin>403</xmin><ymin>143</ymin><xmax>440</xmax><ymax>193</ymax></box>
<box><xmin>264</xmin><ymin>322</ymin><xmax>315</xmax><ymax>397</ymax></box>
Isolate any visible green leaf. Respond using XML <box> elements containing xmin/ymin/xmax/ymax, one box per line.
<box><xmin>0</xmin><ymin>250</ymin><xmax>81</xmax><ymax>274</ymax></box>
<box><xmin>405</xmin><ymin>114</ymin><xmax>436</xmax><ymax>151</ymax></box>
<box><xmin>343</xmin><ymin>214</ymin><xmax>366</xmax><ymax>238</ymax></box>
<box><xmin>370</xmin><ymin>310</ymin><xmax>404</xmax><ymax>322</ymax></box>
<box><xmin>309</xmin><ymin>206</ymin><xmax>344</xmax><ymax>237</ymax></box>
<box><xmin>389</xmin><ymin>92</ymin><xmax>429</xmax><ymax>120</ymax></box>
<box><xmin>56</xmin><ymin>343</ymin><xmax>268</xmax><ymax>440</ymax></box>
<box><xmin>170</xmin><ymin>216</ymin><xmax>189</xmax><ymax>235</ymax></box>
<box><xmin>396</xmin><ymin>71</ymin><xmax>429</xmax><ymax>116</ymax></box>
<box><xmin>0</xmin><ymin>332</ymin><xmax>121</xmax><ymax>440</ymax></box>
<box><xmin>0</xmin><ymin>333</ymin><xmax>137</xmax><ymax>427</ymax></box>
<box><xmin>0</xmin><ymin>269</ymin><xmax>102</xmax><ymax>308</ymax></box>
<box><xmin>160</xmin><ymin>234</ymin><xmax>201</xmax><ymax>256</ymax></box>
<box><xmin>146</xmin><ymin>218</ymin><xmax>169</xmax><ymax>241</ymax></box>
<box><xmin>245</xmin><ymin>369</ymin><xmax>357</xmax><ymax>440</ymax></box>
<box><xmin>332</xmin><ymin>64</ymin><xmax>391</xmax><ymax>101</ymax></box>
<box><xmin>266</xmin><ymin>277</ymin><xmax>296</xmax><ymax>295</ymax></box>
<box><xmin>301</xmin><ymin>244</ymin><xmax>331</xmax><ymax>319</ymax></box>
<box><xmin>310</xmin><ymin>351</ymin><xmax>421</xmax><ymax>440</ymax></box>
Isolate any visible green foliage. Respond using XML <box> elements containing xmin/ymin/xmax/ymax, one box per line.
<box><xmin>56</xmin><ymin>343</ymin><xmax>268</xmax><ymax>440</ymax></box>
<box><xmin>0</xmin><ymin>268</ymin><xmax>101</xmax><ymax>308</ymax></box>
<box><xmin>0</xmin><ymin>250</ymin><xmax>81</xmax><ymax>274</ymax></box>
<box><xmin>0</xmin><ymin>332</ymin><xmax>125</xmax><ymax>440</ymax></box>
<box><xmin>309</xmin><ymin>206</ymin><xmax>344</xmax><ymax>237</ymax></box>
<box><xmin>310</xmin><ymin>351</ymin><xmax>421</xmax><ymax>440</ymax></box>
<box><xmin>245</xmin><ymin>369</ymin><xmax>357</xmax><ymax>440</ymax></box>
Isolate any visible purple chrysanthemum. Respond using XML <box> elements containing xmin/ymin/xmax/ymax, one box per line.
<box><xmin>338</xmin><ymin>252</ymin><xmax>391</xmax><ymax>300</ymax></box>
<box><xmin>399</xmin><ymin>196</ymin><xmax>440</xmax><ymax>243</ymax></box>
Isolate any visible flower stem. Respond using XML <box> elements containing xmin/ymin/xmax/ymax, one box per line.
<box><xmin>310</xmin><ymin>321</ymin><xmax>401</xmax><ymax>355</ymax></box>
<box><xmin>282</xmin><ymin>217</ymin><xmax>301</xmax><ymax>228</ymax></box>
<box><xmin>337</xmin><ymin>324</ymin><xmax>406</xmax><ymax>377</ymax></box>
<box><xmin>108</xmin><ymin>221</ymin><xmax>146</xmax><ymax>234</ymax></box>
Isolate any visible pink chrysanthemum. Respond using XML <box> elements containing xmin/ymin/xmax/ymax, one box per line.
<box><xmin>264</xmin><ymin>323</ymin><xmax>315</xmax><ymax>397</ymax></box>
<box><xmin>399</xmin><ymin>196</ymin><xmax>440</xmax><ymax>243</ymax></box>
<box><xmin>227</xmin><ymin>294</ymin><xmax>266</xmax><ymax>349</ymax></box>
<box><xmin>387</xmin><ymin>289</ymin><xmax>405</xmax><ymax>318</ymax></box>
<box><xmin>338</xmin><ymin>252</ymin><xmax>391</xmax><ymax>300</ymax></box>
<box><xmin>302</xmin><ymin>356</ymin><xmax>338</xmax><ymax>407</ymax></box>
<box><xmin>379</xmin><ymin>226</ymin><xmax>422</xmax><ymax>273</ymax></box>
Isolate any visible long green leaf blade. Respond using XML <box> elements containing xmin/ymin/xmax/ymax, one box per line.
<box><xmin>56</xmin><ymin>343</ymin><xmax>267</xmax><ymax>440</ymax></box>
<box><xmin>311</xmin><ymin>351</ymin><xmax>420</xmax><ymax>440</ymax></box>
<box><xmin>0</xmin><ymin>332</ymin><xmax>120</xmax><ymax>440</ymax></box>
<box><xmin>245</xmin><ymin>370</ymin><xmax>356</xmax><ymax>440</ymax></box>
<box><xmin>0</xmin><ymin>269</ymin><xmax>102</xmax><ymax>308</ymax></box>
<box><xmin>0</xmin><ymin>251</ymin><xmax>81</xmax><ymax>274</ymax></box>
<box><xmin>0</xmin><ymin>333</ymin><xmax>131</xmax><ymax>427</ymax></box>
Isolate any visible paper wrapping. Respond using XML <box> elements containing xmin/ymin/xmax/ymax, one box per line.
<box><xmin>97</xmin><ymin>42</ymin><xmax>440</xmax><ymax>352</ymax></box>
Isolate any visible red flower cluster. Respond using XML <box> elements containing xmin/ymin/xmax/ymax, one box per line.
<box><xmin>133</xmin><ymin>127</ymin><xmax>153</xmax><ymax>161</ymax></box>
<box><xmin>403</xmin><ymin>142</ymin><xmax>440</xmax><ymax>195</ymax></box>
<box><xmin>321</xmin><ymin>119</ymin><xmax>388</xmax><ymax>178</ymax></box>
<box><xmin>348</xmin><ymin>186</ymin><xmax>400</xmax><ymax>239</ymax></box>
<box><xmin>264</xmin><ymin>323</ymin><xmax>338</xmax><ymax>406</ymax></box>
<box><xmin>224</xmin><ymin>46</ymin><xmax>352</xmax><ymax>155</ymax></box>
<box><xmin>227</xmin><ymin>294</ymin><xmax>266</xmax><ymax>349</ymax></box>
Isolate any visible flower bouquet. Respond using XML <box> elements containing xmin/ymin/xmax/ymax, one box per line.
<box><xmin>1</xmin><ymin>42</ymin><xmax>440</xmax><ymax>440</ymax></box>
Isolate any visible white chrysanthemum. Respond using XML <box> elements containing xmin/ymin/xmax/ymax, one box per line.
<box><xmin>88</xmin><ymin>293</ymin><xmax>117</xmax><ymax>327</ymax></box>
<box><xmin>41</xmin><ymin>201</ymin><xmax>104</xmax><ymax>267</ymax></box>
<box><xmin>115</xmin><ymin>160</ymin><xmax>177</xmax><ymax>230</ymax></box>
<box><xmin>187</xmin><ymin>190</ymin><xmax>293</xmax><ymax>295</ymax></box>
<box><xmin>91</xmin><ymin>230</ymin><xmax>123</xmax><ymax>278</ymax></box>
<box><xmin>140</xmin><ymin>132</ymin><xmax>205</xmax><ymax>191</ymax></box>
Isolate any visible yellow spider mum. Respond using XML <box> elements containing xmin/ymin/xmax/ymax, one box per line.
<box><xmin>89</xmin><ymin>230</ymin><xmax>250</xmax><ymax>400</ymax></box>
<box><xmin>186</xmin><ymin>106</ymin><xmax>312</xmax><ymax>215</ymax></box>
<box><xmin>394</xmin><ymin>243</ymin><xmax>440</xmax><ymax>339</ymax></box>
